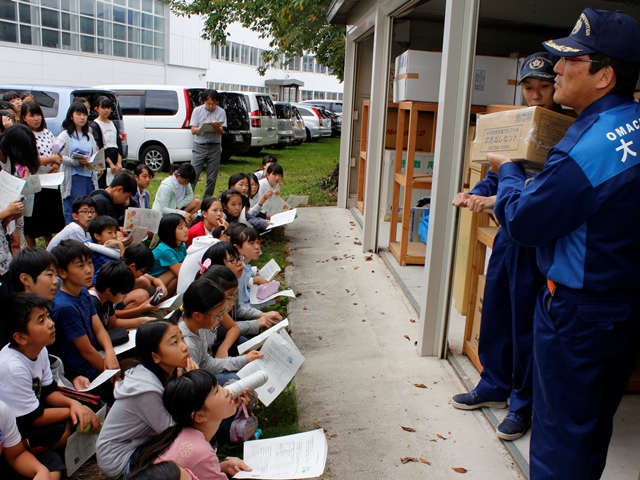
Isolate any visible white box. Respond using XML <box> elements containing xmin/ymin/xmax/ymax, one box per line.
<box><xmin>380</xmin><ymin>150</ymin><xmax>433</xmax><ymax>219</ymax></box>
<box><xmin>393</xmin><ymin>50</ymin><xmax>518</xmax><ymax>106</ymax></box>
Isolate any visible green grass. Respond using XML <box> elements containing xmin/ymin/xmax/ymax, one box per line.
<box><xmin>145</xmin><ymin>137</ymin><xmax>340</xmax><ymax>205</ymax></box>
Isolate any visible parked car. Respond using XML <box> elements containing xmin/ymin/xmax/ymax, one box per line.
<box><xmin>316</xmin><ymin>106</ymin><xmax>342</xmax><ymax>137</ymax></box>
<box><xmin>224</xmin><ymin>91</ymin><xmax>278</xmax><ymax>154</ymax></box>
<box><xmin>218</xmin><ymin>92</ymin><xmax>252</xmax><ymax>161</ymax></box>
<box><xmin>300</xmin><ymin>100</ymin><xmax>343</xmax><ymax>117</ymax></box>
<box><xmin>291</xmin><ymin>105</ymin><xmax>307</xmax><ymax>145</ymax></box>
<box><xmin>273</xmin><ymin>102</ymin><xmax>295</xmax><ymax>148</ymax></box>
<box><xmin>294</xmin><ymin>104</ymin><xmax>332</xmax><ymax>141</ymax></box>
<box><xmin>0</xmin><ymin>85</ymin><xmax>128</xmax><ymax>158</ymax></box>
<box><xmin>95</xmin><ymin>85</ymin><xmax>205</xmax><ymax>172</ymax></box>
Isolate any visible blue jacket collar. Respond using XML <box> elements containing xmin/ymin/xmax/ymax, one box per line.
<box><xmin>577</xmin><ymin>94</ymin><xmax>634</xmax><ymax>121</ymax></box>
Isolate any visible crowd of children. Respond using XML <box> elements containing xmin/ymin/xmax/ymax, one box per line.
<box><xmin>0</xmin><ymin>95</ymin><xmax>289</xmax><ymax>479</ymax></box>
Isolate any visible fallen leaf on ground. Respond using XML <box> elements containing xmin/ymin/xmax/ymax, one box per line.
<box><xmin>410</xmin><ymin>318</ymin><xmax>416</xmax><ymax>323</ymax></box>
<box><xmin>420</xmin><ymin>457</ymin><xmax>431</xmax><ymax>465</ymax></box>
<box><xmin>400</xmin><ymin>426</ymin><xmax>416</xmax><ymax>432</ymax></box>
<box><xmin>354</xmin><ymin>266</ymin><xmax>360</xmax><ymax>269</ymax></box>
<box><xmin>334</xmin><ymin>242</ymin><xmax>340</xmax><ymax>245</ymax></box>
<box><xmin>328</xmin><ymin>433</ymin><xmax>337</xmax><ymax>438</ymax></box>
<box><xmin>313</xmin><ymin>423</ymin><xmax>322</xmax><ymax>429</ymax></box>
<box><xmin>437</xmin><ymin>434</ymin><xmax>448</xmax><ymax>440</ymax></box>
<box><xmin>379</xmin><ymin>311</ymin><xmax>385</xmax><ymax>315</ymax></box>
<box><xmin>414</xmin><ymin>383</ymin><xmax>428</xmax><ymax>389</ymax></box>
<box><xmin>365</xmin><ymin>256</ymin><xmax>373</xmax><ymax>261</ymax></box>
<box><xmin>318</xmin><ymin>336</ymin><xmax>323</xmax><ymax>340</ymax></box>
<box><xmin>354</xmin><ymin>240</ymin><xmax>362</xmax><ymax>245</ymax></box>
<box><xmin>414</xmin><ymin>341</ymin><xmax>418</xmax><ymax>346</ymax></box>
<box><xmin>345</xmin><ymin>289</ymin><xmax>350</xmax><ymax>293</ymax></box>
<box><xmin>316</xmin><ymin>290</ymin><xmax>321</xmax><ymax>294</ymax></box>
<box><xmin>401</xmin><ymin>457</ymin><xmax>418</xmax><ymax>464</ymax></box>
<box><xmin>452</xmin><ymin>467</ymin><xmax>468</xmax><ymax>473</ymax></box>
<box><xmin>331</xmin><ymin>256</ymin><xmax>338</xmax><ymax>260</ymax></box>
<box><xmin>361</xmin><ymin>319</ymin><xmax>366</xmax><ymax>322</ymax></box>
<box><xmin>403</xmin><ymin>335</ymin><xmax>411</xmax><ymax>341</ymax></box>
<box><xmin>303</xmin><ymin>306</ymin><xmax>308</xmax><ymax>310</ymax></box>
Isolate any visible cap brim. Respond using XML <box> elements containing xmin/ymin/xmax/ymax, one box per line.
<box><xmin>543</xmin><ymin>37</ymin><xmax>596</xmax><ymax>57</ymax></box>
<box><xmin>519</xmin><ymin>72</ymin><xmax>556</xmax><ymax>83</ymax></box>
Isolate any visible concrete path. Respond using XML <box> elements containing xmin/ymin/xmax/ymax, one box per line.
<box><xmin>286</xmin><ymin>207</ymin><xmax>525</xmax><ymax>479</ymax></box>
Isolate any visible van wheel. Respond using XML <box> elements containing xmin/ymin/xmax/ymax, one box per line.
<box><xmin>305</xmin><ymin>128</ymin><xmax>312</xmax><ymax>142</ymax></box>
<box><xmin>141</xmin><ymin>144</ymin><xmax>170</xmax><ymax>172</ymax></box>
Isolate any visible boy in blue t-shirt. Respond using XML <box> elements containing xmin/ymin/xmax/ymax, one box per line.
<box><xmin>50</xmin><ymin>240</ymin><xmax>119</xmax><ymax>381</ymax></box>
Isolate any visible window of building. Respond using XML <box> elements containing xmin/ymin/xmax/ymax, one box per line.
<box><xmin>0</xmin><ymin>0</ymin><xmax>165</xmax><ymax>62</ymax></box>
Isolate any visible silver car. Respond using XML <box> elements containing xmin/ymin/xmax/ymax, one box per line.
<box><xmin>294</xmin><ymin>104</ymin><xmax>332</xmax><ymax>141</ymax></box>
<box><xmin>274</xmin><ymin>102</ymin><xmax>295</xmax><ymax>148</ymax></box>
<box><xmin>291</xmin><ymin>105</ymin><xmax>307</xmax><ymax>145</ymax></box>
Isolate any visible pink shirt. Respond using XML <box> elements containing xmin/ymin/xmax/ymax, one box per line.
<box><xmin>155</xmin><ymin>427</ymin><xmax>226</xmax><ymax>480</ymax></box>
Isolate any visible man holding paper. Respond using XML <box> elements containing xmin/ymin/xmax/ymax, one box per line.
<box><xmin>190</xmin><ymin>89</ymin><xmax>227</xmax><ymax>198</ymax></box>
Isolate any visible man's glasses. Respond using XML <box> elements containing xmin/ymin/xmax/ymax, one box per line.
<box><xmin>562</xmin><ymin>57</ymin><xmax>606</xmax><ymax>66</ymax></box>
<box><xmin>227</xmin><ymin>254</ymin><xmax>246</xmax><ymax>265</ymax></box>
<box><xmin>77</xmin><ymin>210</ymin><xmax>96</xmax><ymax>215</ymax></box>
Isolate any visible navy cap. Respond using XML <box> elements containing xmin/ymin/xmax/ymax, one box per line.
<box><xmin>543</xmin><ymin>9</ymin><xmax>640</xmax><ymax>63</ymax></box>
<box><xmin>519</xmin><ymin>52</ymin><xmax>559</xmax><ymax>82</ymax></box>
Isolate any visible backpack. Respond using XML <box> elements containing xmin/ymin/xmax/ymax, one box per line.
<box><xmin>230</xmin><ymin>403</ymin><xmax>259</xmax><ymax>443</ymax></box>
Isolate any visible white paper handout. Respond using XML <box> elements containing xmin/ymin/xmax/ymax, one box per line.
<box><xmin>21</xmin><ymin>175</ymin><xmax>42</xmax><ymax>196</ymax></box>
<box><xmin>76</xmin><ymin>368</ymin><xmax>120</xmax><ymax>392</ymax></box>
<box><xmin>249</xmin><ymin>284</ymin><xmax>295</xmax><ymax>305</ymax></box>
<box><xmin>285</xmin><ymin>195</ymin><xmax>308</xmax><ymax>209</ymax></box>
<box><xmin>128</xmin><ymin>226</ymin><xmax>149</xmax><ymax>245</ymax></box>
<box><xmin>233</xmin><ymin>429</ymin><xmax>327</xmax><ymax>479</ymax></box>
<box><xmin>0</xmin><ymin>170</ymin><xmax>26</xmax><ymax>209</ymax></box>
<box><xmin>65</xmin><ymin>405</ymin><xmax>108</xmax><ymax>476</ymax></box>
<box><xmin>259</xmin><ymin>259</ymin><xmax>281</xmax><ymax>282</ymax></box>
<box><xmin>262</xmin><ymin>194</ymin><xmax>289</xmax><ymax>216</ymax></box>
<box><xmin>237</xmin><ymin>330</ymin><xmax>304</xmax><ymax>407</ymax></box>
<box><xmin>265</xmin><ymin>209</ymin><xmax>297</xmax><ymax>231</ymax></box>
<box><xmin>237</xmin><ymin>319</ymin><xmax>289</xmax><ymax>355</ymax></box>
<box><xmin>99</xmin><ymin>329</ymin><xmax>137</xmax><ymax>357</ymax></box>
<box><xmin>123</xmin><ymin>208</ymin><xmax>163</xmax><ymax>233</ymax></box>
<box><xmin>39</xmin><ymin>172</ymin><xmax>65</xmax><ymax>189</ymax></box>
<box><xmin>158</xmin><ymin>293</ymin><xmax>183</xmax><ymax>310</ymax></box>
<box><xmin>84</xmin><ymin>149</ymin><xmax>106</xmax><ymax>172</ymax></box>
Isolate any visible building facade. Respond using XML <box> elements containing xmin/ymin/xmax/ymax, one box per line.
<box><xmin>0</xmin><ymin>0</ymin><xmax>342</xmax><ymax>101</ymax></box>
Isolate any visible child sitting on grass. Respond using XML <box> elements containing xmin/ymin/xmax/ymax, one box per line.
<box><xmin>252</xmin><ymin>163</ymin><xmax>283</xmax><ymax>218</ymax></box>
<box><xmin>0</xmin><ymin>293</ymin><xmax>101</xmax><ymax>454</ymax></box>
<box><xmin>49</xmin><ymin>240</ymin><xmax>119</xmax><ymax>383</ymax></box>
<box><xmin>9</xmin><ymin>248</ymin><xmax>59</xmax><ymax>302</ymax></box>
<box><xmin>131</xmin><ymin>164</ymin><xmax>154</xmax><ymax>209</ymax></box>
<box><xmin>0</xmin><ymin>399</ymin><xmax>65</xmax><ymax>480</ymax></box>
<box><xmin>254</xmin><ymin>154</ymin><xmax>277</xmax><ymax>181</ymax></box>
<box><xmin>130</xmin><ymin>370</ymin><xmax>251</xmax><ymax>479</ymax></box>
<box><xmin>115</xmin><ymin>244</ymin><xmax>167</xmax><ymax>319</ymax></box>
<box><xmin>149</xmin><ymin>214</ymin><xmax>189</xmax><ymax>297</ymax></box>
<box><xmin>89</xmin><ymin>260</ymin><xmax>153</xmax><ymax>330</ymax></box>
<box><xmin>46</xmin><ymin>196</ymin><xmax>96</xmax><ymax>252</ymax></box>
<box><xmin>228</xmin><ymin>173</ymin><xmax>269</xmax><ymax>232</ymax></box>
<box><xmin>187</xmin><ymin>196</ymin><xmax>227</xmax><ymax>247</ymax></box>
<box><xmin>87</xmin><ymin>215</ymin><xmax>125</xmax><ymax>282</ymax></box>
<box><xmin>152</xmin><ymin>164</ymin><xmax>201</xmax><ymax>223</ymax></box>
<box><xmin>96</xmin><ymin>320</ymin><xmax>197</xmax><ymax>478</ymax></box>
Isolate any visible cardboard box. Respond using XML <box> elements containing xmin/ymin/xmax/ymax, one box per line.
<box><xmin>471</xmin><ymin>106</ymin><xmax>574</xmax><ymax>169</ymax></box>
<box><xmin>385</xmin><ymin>110</ymin><xmax>434</xmax><ymax>151</ymax></box>
<box><xmin>393</xmin><ymin>50</ymin><xmax>518</xmax><ymax>105</ymax></box>
<box><xmin>379</xmin><ymin>150</ymin><xmax>434</xmax><ymax>219</ymax></box>
<box><xmin>469</xmin><ymin>274</ymin><xmax>486</xmax><ymax>357</ymax></box>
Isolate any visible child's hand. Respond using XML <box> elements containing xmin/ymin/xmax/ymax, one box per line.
<box><xmin>186</xmin><ymin>357</ymin><xmax>199</xmax><ymax>372</ymax></box>
<box><xmin>245</xmin><ymin>351</ymin><xmax>263</xmax><ymax>363</ymax></box>
<box><xmin>221</xmin><ymin>457</ymin><xmax>252</xmax><ymax>476</ymax></box>
<box><xmin>134</xmin><ymin>316</ymin><xmax>156</xmax><ymax>327</ymax></box>
<box><xmin>103</xmin><ymin>239</ymin><xmax>121</xmax><ymax>249</ymax></box>
<box><xmin>71</xmin><ymin>375</ymin><xmax>91</xmax><ymax>391</ymax></box>
<box><xmin>261</xmin><ymin>311</ymin><xmax>283</xmax><ymax>323</ymax></box>
<box><xmin>252</xmin><ymin>276</ymin><xmax>268</xmax><ymax>285</ymax></box>
<box><xmin>264</xmin><ymin>190</ymin><xmax>274</xmax><ymax>200</ymax></box>
<box><xmin>140</xmin><ymin>296</ymin><xmax>159</xmax><ymax>313</ymax></box>
<box><xmin>77</xmin><ymin>157</ymin><xmax>90</xmax><ymax>166</ymax></box>
<box><xmin>69</xmin><ymin>402</ymin><xmax>101</xmax><ymax>433</ymax></box>
<box><xmin>104</xmin><ymin>353</ymin><xmax>119</xmax><ymax>372</ymax></box>
<box><xmin>183</xmin><ymin>212</ymin><xmax>192</xmax><ymax>223</ymax></box>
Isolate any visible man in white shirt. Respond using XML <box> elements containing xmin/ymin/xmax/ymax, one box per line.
<box><xmin>190</xmin><ymin>89</ymin><xmax>227</xmax><ymax>198</ymax></box>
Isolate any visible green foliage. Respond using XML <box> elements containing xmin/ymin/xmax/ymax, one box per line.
<box><xmin>166</xmin><ymin>0</ymin><xmax>346</xmax><ymax>81</ymax></box>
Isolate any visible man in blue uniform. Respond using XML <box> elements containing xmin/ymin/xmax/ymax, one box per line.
<box><xmin>450</xmin><ymin>53</ymin><xmax>558</xmax><ymax>441</ymax></box>
<box><xmin>489</xmin><ymin>9</ymin><xmax>640</xmax><ymax>479</ymax></box>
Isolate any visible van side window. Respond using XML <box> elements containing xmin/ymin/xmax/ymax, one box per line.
<box><xmin>119</xmin><ymin>94</ymin><xmax>144</xmax><ymax>115</ymax></box>
<box><xmin>256</xmin><ymin>95</ymin><xmax>275</xmax><ymax>116</ymax></box>
<box><xmin>145</xmin><ymin>90</ymin><xmax>179</xmax><ymax>115</ymax></box>
<box><xmin>32</xmin><ymin>91</ymin><xmax>59</xmax><ymax>117</ymax></box>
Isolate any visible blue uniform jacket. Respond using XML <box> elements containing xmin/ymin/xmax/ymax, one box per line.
<box><xmin>496</xmin><ymin>94</ymin><xmax>640</xmax><ymax>290</ymax></box>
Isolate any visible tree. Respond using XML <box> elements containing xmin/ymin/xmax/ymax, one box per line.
<box><xmin>168</xmin><ymin>0</ymin><xmax>346</xmax><ymax>82</ymax></box>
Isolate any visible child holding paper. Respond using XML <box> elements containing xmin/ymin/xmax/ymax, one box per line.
<box><xmin>0</xmin><ymin>293</ymin><xmax>101</xmax><ymax>452</ymax></box>
<box><xmin>227</xmin><ymin>223</ymin><xmax>270</xmax><ymax>310</ymax></box>
<box><xmin>96</xmin><ymin>320</ymin><xmax>197</xmax><ymax>478</ymax></box>
<box><xmin>21</xmin><ymin>101</ymin><xmax>65</xmax><ymax>248</ymax></box>
<box><xmin>57</xmin><ymin>102</ymin><xmax>99</xmax><ymax>224</ymax></box>
<box><xmin>152</xmin><ymin>164</ymin><xmax>201</xmax><ymax>222</ymax></box>
<box><xmin>129</xmin><ymin>370</ymin><xmax>251</xmax><ymax>479</ymax></box>
<box><xmin>87</xmin><ymin>216</ymin><xmax>125</xmax><ymax>282</ymax></box>
<box><xmin>187</xmin><ymin>196</ymin><xmax>227</xmax><ymax>247</ymax></box>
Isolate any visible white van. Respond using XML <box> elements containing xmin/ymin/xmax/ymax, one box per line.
<box><xmin>223</xmin><ymin>91</ymin><xmax>278</xmax><ymax>154</ymax></box>
<box><xmin>96</xmin><ymin>85</ymin><xmax>203</xmax><ymax>171</ymax></box>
